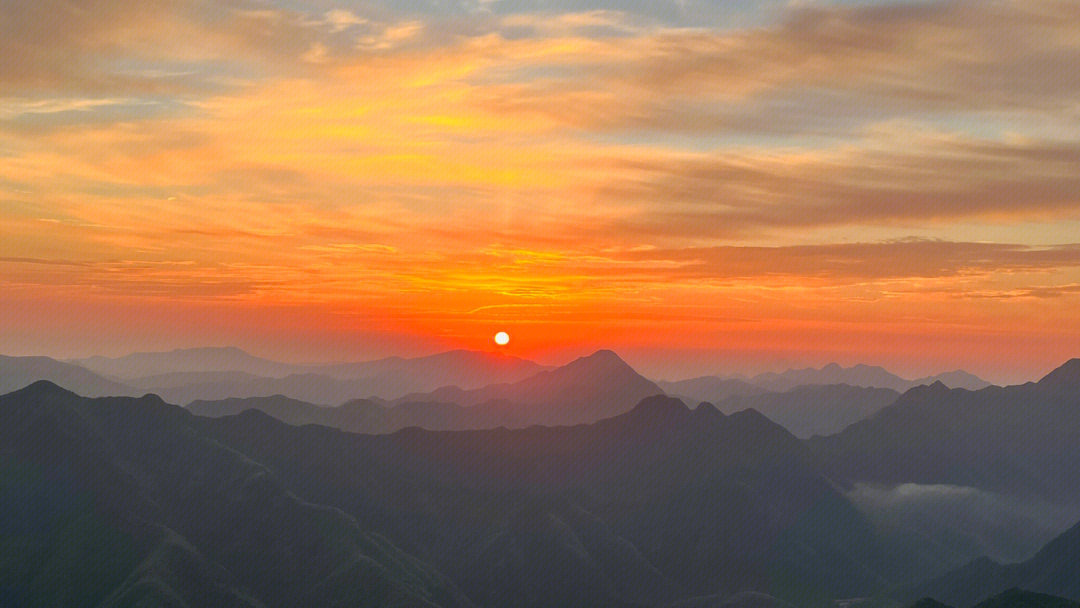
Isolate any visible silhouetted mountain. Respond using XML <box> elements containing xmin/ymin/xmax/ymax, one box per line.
<box><xmin>809</xmin><ymin>360</ymin><xmax>1080</xmax><ymax>505</ymax></box>
<box><xmin>1034</xmin><ymin>358</ymin><xmax>1080</xmax><ymax>394</ymax></box>
<box><xmin>395</xmin><ymin>350</ymin><xmax>664</xmax><ymax>426</ymax></box>
<box><xmin>746</xmin><ymin>364</ymin><xmax>990</xmax><ymax>393</ymax></box>
<box><xmin>713</xmin><ymin>384</ymin><xmax>900</xmax><ymax>438</ymax></box>
<box><xmin>656</xmin><ymin>376</ymin><xmax>767</xmax><ymax>404</ymax></box>
<box><xmin>0</xmin><ymin>354</ymin><xmax>136</xmax><ymax>397</ymax></box>
<box><xmin>0</xmin><ymin>381</ymin><xmax>473</xmax><ymax>608</ymax></box>
<box><xmin>902</xmin><ymin>521</ymin><xmax>1080</xmax><ymax>607</ymax></box>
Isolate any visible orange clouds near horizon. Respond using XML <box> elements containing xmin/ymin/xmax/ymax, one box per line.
<box><xmin>3</xmin><ymin>0</ymin><xmax>1080</xmax><ymax>383</ymax></box>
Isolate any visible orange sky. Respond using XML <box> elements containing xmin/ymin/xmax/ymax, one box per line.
<box><xmin>3</xmin><ymin>0</ymin><xmax>1080</xmax><ymax>382</ymax></box>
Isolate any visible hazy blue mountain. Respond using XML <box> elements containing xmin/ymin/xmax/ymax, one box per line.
<box><xmin>746</xmin><ymin>364</ymin><xmax>991</xmax><ymax>393</ymax></box>
<box><xmin>809</xmin><ymin>360</ymin><xmax>1080</xmax><ymax>505</ymax></box>
<box><xmin>0</xmin><ymin>381</ymin><xmax>474</xmax><ymax>608</ymax></box>
<box><xmin>134</xmin><ymin>372</ymin><xmax>385</xmax><ymax>406</ymax></box>
<box><xmin>712</xmin><ymin>384</ymin><xmax>900</xmax><ymax>438</ymax></box>
<box><xmin>656</xmin><ymin>376</ymin><xmax>767</xmax><ymax>404</ymax></box>
<box><xmin>94</xmin><ymin>348</ymin><xmax>548</xmax><ymax>401</ymax></box>
<box><xmin>305</xmin><ymin>349</ymin><xmax>549</xmax><ymax>386</ymax></box>
<box><xmin>0</xmin><ymin>354</ymin><xmax>136</xmax><ymax>397</ymax></box>
<box><xmin>72</xmin><ymin>346</ymin><xmax>300</xmax><ymax>379</ymax></box>
<box><xmin>901</xmin><ymin>520</ymin><xmax>1080</xmax><ymax>607</ymax></box>
<box><xmin>749</xmin><ymin>363</ymin><xmax>912</xmax><ymax>392</ymax></box>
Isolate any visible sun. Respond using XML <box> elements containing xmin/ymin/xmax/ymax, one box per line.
<box><xmin>493</xmin><ymin>331</ymin><xmax>510</xmax><ymax>346</ymax></box>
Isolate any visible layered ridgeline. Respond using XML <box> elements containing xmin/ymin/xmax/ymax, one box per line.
<box><xmin>3</xmin><ymin>383</ymin><xmax>929</xmax><ymax>608</ymax></box>
<box><xmin>190</xmin><ymin>349</ymin><xmax>665</xmax><ymax>430</ymax></box>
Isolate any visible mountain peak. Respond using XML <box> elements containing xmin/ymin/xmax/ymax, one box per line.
<box><xmin>1037</xmin><ymin>358</ymin><xmax>1080</xmax><ymax>391</ymax></box>
<box><xmin>5</xmin><ymin>380</ymin><xmax>80</xmax><ymax>401</ymax></box>
<box><xmin>581</xmin><ymin>349</ymin><xmax>624</xmax><ymax>364</ymax></box>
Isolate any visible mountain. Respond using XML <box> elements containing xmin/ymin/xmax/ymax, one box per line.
<box><xmin>712</xmin><ymin>384</ymin><xmax>900</xmax><ymax>438</ymax></box>
<box><xmin>197</xmin><ymin>394</ymin><xmax>929</xmax><ymax>606</ymax></box>
<box><xmin>0</xmin><ymin>354</ymin><xmax>135</xmax><ymax>397</ymax></box>
<box><xmin>745</xmin><ymin>364</ymin><xmax>991</xmax><ymax>393</ymax></box>
<box><xmin>808</xmin><ymin>360</ymin><xmax>1080</xmax><ymax>505</ymax></box>
<box><xmin>656</xmin><ymin>376</ymin><xmax>768</xmax><ymax>404</ymax></box>
<box><xmin>394</xmin><ymin>349</ymin><xmax>664</xmax><ymax>426</ymax></box>
<box><xmin>901</xmin><ymin>520</ymin><xmax>1080</xmax><ymax>607</ymax></box>
<box><xmin>0</xmin><ymin>381</ymin><xmax>474</xmax><ymax>608</ymax></box>
<box><xmin>73</xmin><ymin>346</ymin><xmax>299</xmax><ymax>379</ymax></box>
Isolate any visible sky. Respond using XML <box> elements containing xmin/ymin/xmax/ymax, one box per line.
<box><xmin>2</xmin><ymin>0</ymin><xmax>1080</xmax><ymax>382</ymax></box>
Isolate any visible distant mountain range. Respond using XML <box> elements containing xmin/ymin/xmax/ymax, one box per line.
<box><xmin>664</xmin><ymin>364</ymin><xmax>990</xmax><ymax>398</ymax></box>
<box><xmin>907</xmin><ymin>589</ymin><xmax>1080</xmax><ymax>608</ymax></box>
<box><xmin>190</xmin><ymin>349</ymin><xmax>665</xmax><ymax>430</ymax></box>
<box><xmin>0</xmin><ymin>354</ymin><xmax>137</xmax><ymax>397</ymax></box>
<box><xmin>710</xmin><ymin>384</ymin><xmax>901</xmax><ymax>438</ymax></box>
<box><xmin>70</xmin><ymin>347</ymin><xmax>549</xmax><ymax>401</ymax></box>
<box><xmin>2</xmin><ymin>347</ymin><xmax>1001</xmax><ymax>440</ymax></box>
